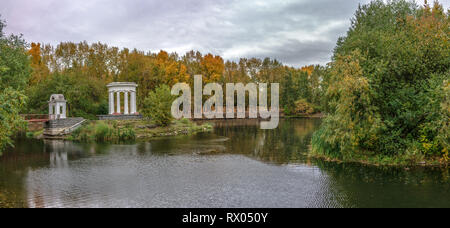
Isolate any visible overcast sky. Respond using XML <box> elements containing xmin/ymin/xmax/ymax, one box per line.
<box><xmin>1</xmin><ymin>0</ymin><xmax>448</xmax><ymax>67</ymax></box>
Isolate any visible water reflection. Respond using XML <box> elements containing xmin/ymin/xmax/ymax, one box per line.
<box><xmin>0</xmin><ymin>119</ymin><xmax>449</xmax><ymax>208</ymax></box>
<box><xmin>213</xmin><ymin>118</ymin><xmax>321</xmax><ymax>164</ymax></box>
<box><xmin>47</xmin><ymin>141</ymin><xmax>69</xmax><ymax>168</ymax></box>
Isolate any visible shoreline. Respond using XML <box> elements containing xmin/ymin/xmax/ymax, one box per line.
<box><xmin>24</xmin><ymin>117</ymin><xmax>448</xmax><ymax>168</ymax></box>
<box><xmin>308</xmin><ymin>152</ymin><xmax>449</xmax><ymax>168</ymax></box>
<box><xmin>27</xmin><ymin>119</ymin><xmax>213</xmax><ymax>142</ymax></box>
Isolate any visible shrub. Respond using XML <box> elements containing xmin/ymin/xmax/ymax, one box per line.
<box><xmin>294</xmin><ymin>99</ymin><xmax>315</xmax><ymax>115</ymax></box>
<box><xmin>141</xmin><ymin>85</ymin><xmax>176</xmax><ymax>126</ymax></box>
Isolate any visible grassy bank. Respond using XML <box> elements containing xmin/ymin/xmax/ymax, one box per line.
<box><xmin>68</xmin><ymin>119</ymin><xmax>213</xmax><ymax>142</ymax></box>
<box><xmin>309</xmin><ymin>146</ymin><xmax>448</xmax><ymax>167</ymax></box>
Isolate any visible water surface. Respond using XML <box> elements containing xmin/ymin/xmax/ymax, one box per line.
<box><xmin>0</xmin><ymin>119</ymin><xmax>448</xmax><ymax>208</ymax></box>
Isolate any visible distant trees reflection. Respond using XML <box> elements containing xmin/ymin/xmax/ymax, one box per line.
<box><xmin>213</xmin><ymin>119</ymin><xmax>322</xmax><ymax>164</ymax></box>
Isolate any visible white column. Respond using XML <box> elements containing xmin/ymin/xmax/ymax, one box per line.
<box><xmin>49</xmin><ymin>103</ymin><xmax>53</xmax><ymax>115</ymax></box>
<box><xmin>56</xmin><ymin>103</ymin><xmax>60</xmax><ymax>115</ymax></box>
<box><xmin>124</xmin><ymin>91</ymin><xmax>129</xmax><ymax>115</ymax></box>
<box><xmin>62</xmin><ymin>103</ymin><xmax>67</xmax><ymax>119</ymax></box>
<box><xmin>109</xmin><ymin>91</ymin><xmax>114</xmax><ymax>114</ymax></box>
<box><xmin>131</xmin><ymin>91</ymin><xmax>136</xmax><ymax>114</ymax></box>
<box><xmin>116</xmin><ymin>92</ymin><xmax>121</xmax><ymax>114</ymax></box>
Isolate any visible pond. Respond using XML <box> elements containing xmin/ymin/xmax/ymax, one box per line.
<box><xmin>0</xmin><ymin>119</ymin><xmax>448</xmax><ymax>208</ymax></box>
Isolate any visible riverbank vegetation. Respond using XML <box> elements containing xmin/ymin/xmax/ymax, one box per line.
<box><xmin>311</xmin><ymin>0</ymin><xmax>449</xmax><ymax>166</ymax></box>
<box><xmin>68</xmin><ymin>119</ymin><xmax>213</xmax><ymax>142</ymax></box>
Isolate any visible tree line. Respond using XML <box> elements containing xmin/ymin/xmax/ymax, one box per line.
<box><xmin>24</xmin><ymin>40</ymin><xmax>328</xmax><ymax>119</ymax></box>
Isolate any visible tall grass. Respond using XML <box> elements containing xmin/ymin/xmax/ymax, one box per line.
<box><xmin>72</xmin><ymin>121</ymin><xmax>135</xmax><ymax>142</ymax></box>
<box><xmin>94</xmin><ymin>122</ymin><xmax>113</xmax><ymax>141</ymax></box>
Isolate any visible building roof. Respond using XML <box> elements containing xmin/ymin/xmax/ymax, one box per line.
<box><xmin>49</xmin><ymin>94</ymin><xmax>66</xmax><ymax>102</ymax></box>
<box><xmin>107</xmin><ymin>82</ymin><xmax>138</xmax><ymax>87</ymax></box>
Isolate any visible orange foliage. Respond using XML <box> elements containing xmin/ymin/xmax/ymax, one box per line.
<box><xmin>200</xmin><ymin>53</ymin><xmax>224</xmax><ymax>83</ymax></box>
<box><xmin>27</xmin><ymin>43</ymin><xmax>49</xmax><ymax>85</ymax></box>
<box><xmin>300</xmin><ymin>65</ymin><xmax>314</xmax><ymax>76</ymax></box>
<box><xmin>155</xmin><ymin>50</ymin><xmax>190</xmax><ymax>86</ymax></box>
<box><xmin>28</xmin><ymin>43</ymin><xmax>41</xmax><ymax>65</ymax></box>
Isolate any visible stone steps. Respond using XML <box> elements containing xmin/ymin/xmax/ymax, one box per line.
<box><xmin>45</xmin><ymin>117</ymin><xmax>84</xmax><ymax>128</ymax></box>
<box><xmin>44</xmin><ymin>117</ymin><xmax>86</xmax><ymax>137</ymax></box>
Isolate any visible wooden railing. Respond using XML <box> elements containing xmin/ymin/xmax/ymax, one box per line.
<box><xmin>21</xmin><ymin>114</ymin><xmax>50</xmax><ymax>122</ymax></box>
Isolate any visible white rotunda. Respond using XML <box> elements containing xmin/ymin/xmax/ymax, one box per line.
<box><xmin>107</xmin><ymin>82</ymin><xmax>138</xmax><ymax>115</ymax></box>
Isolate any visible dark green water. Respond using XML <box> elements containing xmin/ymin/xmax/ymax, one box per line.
<box><xmin>0</xmin><ymin>119</ymin><xmax>448</xmax><ymax>208</ymax></box>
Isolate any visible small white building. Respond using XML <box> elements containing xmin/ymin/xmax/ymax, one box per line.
<box><xmin>48</xmin><ymin>94</ymin><xmax>67</xmax><ymax>119</ymax></box>
<box><xmin>107</xmin><ymin>82</ymin><xmax>138</xmax><ymax>115</ymax></box>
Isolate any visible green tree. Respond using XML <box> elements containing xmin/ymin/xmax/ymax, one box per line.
<box><xmin>312</xmin><ymin>51</ymin><xmax>381</xmax><ymax>158</ymax></box>
<box><xmin>0</xmin><ymin>16</ymin><xmax>31</xmax><ymax>154</ymax></box>
<box><xmin>281</xmin><ymin>70</ymin><xmax>297</xmax><ymax>115</ymax></box>
<box><xmin>26</xmin><ymin>73</ymin><xmax>107</xmax><ymax>119</ymax></box>
<box><xmin>313</xmin><ymin>0</ymin><xmax>450</xmax><ymax>162</ymax></box>
<box><xmin>0</xmin><ymin>20</ymin><xmax>31</xmax><ymax>90</ymax></box>
<box><xmin>141</xmin><ymin>85</ymin><xmax>175</xmax><ymax>126</ymax></box>
<box><xmin>0</xmin><ymin>88</ymin><xmax>27</xmax><ymax>155</ymax></box>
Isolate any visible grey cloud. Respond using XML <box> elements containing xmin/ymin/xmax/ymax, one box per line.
<box><xmin>1</xmin><ymin>0</ymin><xmax>446</xmax><ymax>67</ymax></box>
